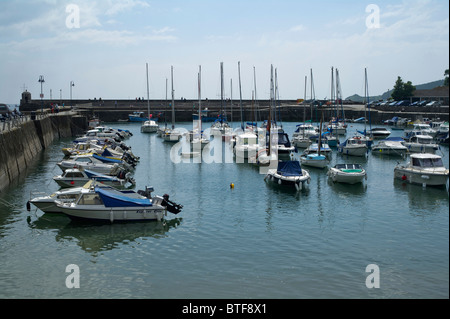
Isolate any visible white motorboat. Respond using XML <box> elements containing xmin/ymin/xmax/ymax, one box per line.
<box><xmin>300</xmin><ymin>153</ymin><xmax>329</xmax><ymax>169</ymax></box>
<box><xmin>304</xmin><ymin>143</ymin><xmax>332</xmax><ymax>158</ymax></box>
<box><xmin>265</xmin><ymin>160</ymin><xmax>311</xmax><ymax>191</ymax></box>
<box><xmin>28</xmin><ymin>183</ymin><xmax>92</xmax><ymax>214</ymax></box>
<box><xmin>53</xmin><ymin>168</ymin><xmax>135</xmax><ymax>188</ymax></box>
<box><xmin>141</xmin><ymin>120</ymin><xmax>159</xmax><ymax>133</ymax></box>
<box><xmin>371</xmin><ymin>137</ymin><xmax>408</xmax><ymax>157</ymax></box>
<box><xmin>411</xmin><ymin>123</ymin><xmax>437</xmax><ymax>138</ymax></box>
<box><xmin>57</xmin><ymin>155</ymin><xmax>123</xmax><ymax>175</ymax></box>
<box><xmin>234</xmin><ymin>131</ymin><xmax>260</xmax><ymax>160</ymax></box>
<box><xmin>292</xmin><ymin>123</ymin><xmax>318</xmax><ymax>139</ymax></box>
<box><xmin>402</xmin><ymin>135</ymin><xmax>439</xmax><ymax>154</ymax></box>
<box><xmin>327</xmin><ymin>121</ymin><xmax>347</xmax><ymax>135</ymax></box>
<box><xmin>62</xmin><ymin>141</ymin><xmax>104</xmax><ymax>157</ymax></box>
<box><xmin>292</xmin><ymin>124</ymin><xmax>318</xmax><ymax>148</ymax></box>
<box><xmin>337</xmin><ymin>136</ymin><xmax>368</xmax><ymax>157</ymax></box>
<box><xmin>292</xmin><ymin>135</ymin><xmax>312</xmax><ymax>149</ymax></box>
<box><xmin>394</xmin><ymin>153</ymin><xmax>449</xmax><ymax>187</ymax></box>
<box><xmin>162</xmin><ymin>129</ymin><xmax>183</xmax><ymax>142</ymax></box>
<box><xmin>55</xmin><ymin>186</ymin><xmax>182</xmax><ymax>222</ymax></box>
<box><xmin>367</xmin><ymin>127</ymin><xmax>391</xmax><ymax>139</ymax></box>
<box><xmin>274</xmin><ymin>131</ymin><xmax>295</xmax><ymax>155</ymax></box>
<box><xmin>74</xmin><ymin>127</ymin><xmax>125</xmax><ymax>143</ymax></box>
<box><xmin>327</xmin><ymin>163</ymin><xmax>367</xmax><ymax>184</ymax></box>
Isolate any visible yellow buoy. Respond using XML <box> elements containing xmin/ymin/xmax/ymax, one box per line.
<box><xmin>230</xmin><ymin>183</ymin><xmax>234</xmax><ymax>189</ymax></box>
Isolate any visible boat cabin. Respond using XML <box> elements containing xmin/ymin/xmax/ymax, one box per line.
<box><xmin>411</xmin><ymin>154</ymin><xmax>444</xmax><ymax>168</ymax></box>
<box><xmin>409</xmin><ymin>135</ymin><xmax>434</xmax><ymax>145</ymax></box>
<box><xmin>77</xmin><ymin>193</ymin><xmax>104</xmax><ymax>206</ymax></box>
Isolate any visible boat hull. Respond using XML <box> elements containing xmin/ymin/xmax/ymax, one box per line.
<box><xmin>58</xmin><ymin>204</ymin><xmax>167</xmax><ymax>222</ymax></box>
<box><xmin>264</xmin><ymin>169</ymin><xmax>311</xmax><ymax>191</ymax></box>
<box><xmin>300</xmin><ymin>156</ymin><xmax>328</xmax><ymax>168</ymax></box>
<box><xmin>372</xmin><ymin>146</ymin><xmax>407</xmax><ymax>157</ymax></box>
<box><xmin>292</xmin><ymin>138</ymin><xmax>311</xmax><ymax>148</ymax></box>
<box><xmin>394</xmin><ymin>167</ymin><xmax>449</xmax><ymax>187</ymax></box>
<box><xmin>338</xmin><ymin>145</ymin><xmax>368</xmax><ymax>157</ymax></box>
<box><xmin>141</xmin><ymin>126</ymin><xmax>158</xmax><ymax>133</ymax></box>
<box><xmin>403</xmin><ymin>143</ymin><xmax>438</xmax><ymax>154</ymax></box>
<box><xmin>328</xmin><ymin>168</ymin><xmax>367</xmax><ymax>184</ymax></box>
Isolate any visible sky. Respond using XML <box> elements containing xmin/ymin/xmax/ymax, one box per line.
<box><xmin>0</xmin><ymin>0</ymin><xmax>448</xmax><ymax>104</ymax></box>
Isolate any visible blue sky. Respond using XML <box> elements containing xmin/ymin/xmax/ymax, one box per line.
<box><xmin>0</xmin><ymin>0</ymin><xmax>448</xmax><ymax>104</ymax></box>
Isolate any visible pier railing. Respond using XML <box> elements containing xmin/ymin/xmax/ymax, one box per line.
<box><xmin>0</xmin><ymin>112</ymin><xmax>49</xmax><ymax>133</ymax></box>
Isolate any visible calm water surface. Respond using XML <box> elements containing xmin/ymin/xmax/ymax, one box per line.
<box><xmin>0</xmin><ymin>121</ymin><xmax>448</xmax><ymax>299</ymax></box>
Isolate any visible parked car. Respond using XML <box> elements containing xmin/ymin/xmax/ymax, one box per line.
<box><xmin>410</xmin><ymin>101</ymin><xmax>419</xmax><ymax>106</ymax></box>
<box><xmin>426</xmin><ymin>101</ymin><xmax>439</xmax><ymax>107</ymax></box>
<box><xmin>0</xmin><ymin>103</ymin><xmax>10</xmax><ymax>116</ymax></box>
<box><xmin>417</xmin><ymin>100</ymin><xmax>428</xmax><ymax>106</ymax></box>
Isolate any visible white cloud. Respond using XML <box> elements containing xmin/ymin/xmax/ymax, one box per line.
<box><xmin>104</xmin><ymin>0</ymin><xmax>150</xmax><ymax>16</ymax></box>
<box><xmin>289</xmin><ymin>25</ymin><xmax>305</xmax><ymax>32</ymax></box>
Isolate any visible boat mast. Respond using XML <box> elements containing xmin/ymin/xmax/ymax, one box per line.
<box><xmin>268</xmin><ymin>64</ymin><xmax>274</xmax><ymax>156</ymax></box>
<box><xmin>230</xmin><ymin>78</ymin><xmax>233</xmax><ymax>127</ymax></box>
<box><xmin>365</xmin><ymin>67</ymin><xmax>372</xmax><ymax>136</ymax></box>
<box><xmin>165</xmin><ymin>77</ymin><xmax>168</xmax><ymax>128</ymax></box>
<box><xmin>331</xmin><ymin>66</ymin><xmax>335</xmax><ymax>138</ymax></box>
<box><xmin>310</xmin><ymin>69</ymin><xmax>314</xmax><ymax>123</ymax></box>
<box><xmin>303</xmin><ymin>75</ymin><xmax>307</xmax><ymax>126</ymax></box>
<box><xmin>318</xmin><ymin>112</ymin><xmax>323</xmax><ymax>155</ymax></box>
<box><xmin>171</xmin><ymin>65</ymin><xmax>175</xmax><ymax>130</ymax></box>
<box><xmin>146</xmin><ymin>63</ymin><xmax>150</xmax><ymax>119</ymax></box>
<box><xmin>275</xmin><ymin>68</ymin><xmax>282</xmax><ymax>130</ymax></box>
<box><xmin>253</xmin><ymin>66</ymin><xmax>259</xmax><ymax>125</ymax></box>
<box><xmin>220</xmin><ymin>62</ymin><xmax>224</xmax><ymax>124</ymax></box>
<box><xmin>198</xmin><ymin>65</ymin><xmax>202</xmax><ymax>136</ymax></box>
<box><xmin>336</xmin><ymin>68</ymin><xmax>345</xmax><ymax>125</ymax></box>
<box><xmin>238</xmin><ymin>61</ymin><xmax>244</xmax><ymax>131</ymax></box>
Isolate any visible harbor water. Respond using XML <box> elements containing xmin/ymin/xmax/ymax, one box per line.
<box><xmin>0</xmin><ymin>121</ymin><xmax>448</xmax><ymax>299</ymax></box>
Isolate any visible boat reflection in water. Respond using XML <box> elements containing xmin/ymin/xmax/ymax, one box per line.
<box><xmin>28</xmin><ymin>215</ymin><xmax>182</xmax><ymax>254</ymax></box>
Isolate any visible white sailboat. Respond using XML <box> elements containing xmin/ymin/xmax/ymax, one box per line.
<box><xmin>163</xmin><ymin>66</ymin><xmax>183</xmax><ymax>143</ymax></box>
<box><xmin>141</xmin><ymin>63</ymin><xmax>158</xmax><ymax>133</ymax></box>
<box><xmin>249</xmin><ymin>65</ymin><xmax>278</xmax><ymax>166</ymax></box>
<box><xmin>190</xmin><ymin>65</ymin><xmax>210</xmax><ymax>151</ymax></box>
<box><xmin>300</xmin><ymin>113</ymin><xmax>329</xmax><ymax>168</ymax></box>
<box><xmin>211</xmin><ymin>62</ymin><xmax>232</xmax><ymax>140</ymax></box>
<box><xmin>234</xmin><ymin>61</ymin><xmax>259</xmax><ymax>160</ymax></box>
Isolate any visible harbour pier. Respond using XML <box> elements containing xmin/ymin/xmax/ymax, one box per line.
<box><xmin>0</xmin><ymin>111</ymin><xmax>87</xmax><ymax>193</ymax></box>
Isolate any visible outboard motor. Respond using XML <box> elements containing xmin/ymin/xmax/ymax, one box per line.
<box><xmin>137</xmin><ymin>186</ymin><xmax>154</xmax><ymax>199</ymax></box>
<box><xmin>161</xmin><ymin>194</ymin><xmax>183</xmax><ymax>215</ymax></box>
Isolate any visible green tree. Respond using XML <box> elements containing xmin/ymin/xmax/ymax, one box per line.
<box><xmin>391</xmin><ymin>76</ymin><xmax>416</xmax><ymax>101</ymax></box>
<box><xmin>444</xmin><ymin>69</ymin><xmax>449</xmax><ymax>86</ymax></box>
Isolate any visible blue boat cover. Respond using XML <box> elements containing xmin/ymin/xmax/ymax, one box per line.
<box><xmin>95</xmin><ymin>187</ymin><xmax>152</xmax><ymax>207</ymax></box>
<box><xmin>93</xmin><ymin>154</ymin><xmax>122</xmax><ymax>164</ymax></box>
<box><xmin>277</xmin><ymin>161</ymin><xmax>302</xmax><ymax>176</ymax></box>
<box><xmin>101</xmin><ymin>148</ymin><xmax>114</xmax><ymax>157</ymax></box>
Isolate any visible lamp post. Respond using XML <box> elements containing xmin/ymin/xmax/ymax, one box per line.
<box><xmin>38</xmin><ymin>75</ymin><xmax>45</xmax><ymax>113</ymax></box>
<box><xmin>70</xmin><ymin>81</ymin><xmax>75</xmax><ymax>108</ymax></box>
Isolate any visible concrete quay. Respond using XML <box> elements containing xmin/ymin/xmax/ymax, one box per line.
<box><xmin>0</xmin><ymin>112</ymin><xmax>87</xmax><ymax>193</ymax></box>
<box><xmin>20</xmin><ymin>98</ymin><xmax>448</xmax><ymax>123</ymax></box>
